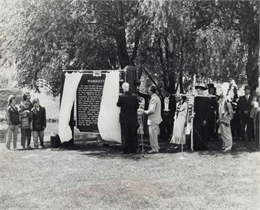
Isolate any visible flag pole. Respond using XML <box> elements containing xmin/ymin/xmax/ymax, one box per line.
<box><xmin>191</xmin><ymin>75</ymin><xmax>196</xmax><ymax>151</ymax></box>
<box><xmin>140</xmin><ymin>112</ymin><xmax>145</xmax><ymax>158</ymax></box>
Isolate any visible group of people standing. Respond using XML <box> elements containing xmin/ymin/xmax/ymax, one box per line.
<box><xmin>5</xmin><ymin>92</ymin><xmax>46</xmax><ymax>150</ymax></box>
<box><xmin>117</xmin><ymin>81</ymin><xmax>260</xmax><ymax>154</ymax></box>
<box><xmin>117</xmin><ymin>83</ymin><xmax>162</xmax><ymax>153</ymax></box>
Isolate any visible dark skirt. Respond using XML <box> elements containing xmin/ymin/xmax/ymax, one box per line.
<box><xmin>193</xmin><ymin>118</ymin><xmax>208</xmax><ymax>151</ymax></box>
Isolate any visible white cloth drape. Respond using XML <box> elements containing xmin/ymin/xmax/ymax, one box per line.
<box><xmin>59</xmin><ymin>73</ymin><xmax>82</xmax><ymax>143</ymax></box>
<box><xmin>171</xmin><ymin>102</ymin><xmax>188</xmax><ymax>145</ymax></box>
<box><xmin>98</xmin><ymin>71</ymin><xmax>121</xmax><ymax>143</ymax></box>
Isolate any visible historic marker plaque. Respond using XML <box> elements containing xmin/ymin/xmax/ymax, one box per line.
<box><xmin>76</xmin><ymin>73</ymin><xmax>105</xmax><ymax>132</ymax></box>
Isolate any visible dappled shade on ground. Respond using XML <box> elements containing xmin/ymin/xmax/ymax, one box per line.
<box><xmin>0</xmin><ymin>139</ymin><xmax>259</xmax><ymax>210</ymax></box>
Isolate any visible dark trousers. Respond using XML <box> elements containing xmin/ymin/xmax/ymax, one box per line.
<box><xmin>160</xmin><ymin>112</ymin><xmax>173</xmax><ymax>141</ymax></box>
<box><xmin>143</xmin><ymin>114</ymin><xmax>149</xmax><ymax>138</ymax></box>
<box><xmin>121</xmin><ymin>123</ymin><xmax>137</xmax><ymax>153</ymax></box>
<box><xmin>241</xmin><ymin>114</ymin><xmax>254</xmax><ymax>140</ymax></box>
<box><xmin>193</xmin><ymin>122</ymin><xmax>208</xmax><ymax>151</ymax></box>
<box><xmin>231</xmin><ymin>113</ymin><xmax>241</xmax><ymax>139</ymax></box>
<box><xmin>33</xmin><ymin>130</ymin><xmax>45</xmax><ymax>147</ymax></box>
<box><xmin>21</xmin><ymin>129</ymin><xmax>31</xmax><ymax>147</ymax></box>
<box><xmin>255</xmin><ymin>112</ymin><xmax>259</xmax><ymax>148</ymax></box>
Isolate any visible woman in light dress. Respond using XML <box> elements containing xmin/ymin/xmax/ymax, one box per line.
<box><xmin>250</xmin><ymin>87</ymin><xmax>260</xmax><ymax>150</ymax></box>
<box><xmin>170</xmin><ymin>94</ymin><xmax>188</xmax><ymax>148</ymax></box>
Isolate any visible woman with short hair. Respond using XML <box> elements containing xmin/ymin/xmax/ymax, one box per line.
<box><xmin>6</xmin><ymin>95</ymin><xmax>20</xmax><ymax>150</ymax></box>
<box><xmin>19</xmin><ymin>92</ymin><xmax>33</xmax><ymax>149</ymax></box>
<box><xmin>251</xmin><ymin>87</ymin><xmax>260</xmax><ymax>150</ymax></box>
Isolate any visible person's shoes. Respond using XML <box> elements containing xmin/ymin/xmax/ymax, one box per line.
<box><xmin>223</xmin><ymin>148</ymin><xmax>231</xmax><ymax>152</ymax></box>
<box><xmin>147</xmin><ymin>149</ymin><xmax>159</xmax><ymax>154</ymax></box>
<box><xmin>255</xmin><ymin>147</ymin><xmax>259</xmax><ymax>151</ymax></box>
<box><xmin>41</xmin><ymin>145</ymin><xmax>45</xmax><ymax>148</ymax></box>
<box><xmin>27</xmin><ymin>146</ymin><xmax>32</xmax><ymax>149</ymax></box>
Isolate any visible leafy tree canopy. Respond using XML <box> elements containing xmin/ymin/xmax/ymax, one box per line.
<box><xmin>0</xmin><ymin>0</ymin><xmax>259</xmax><ymax>96</ymax></box>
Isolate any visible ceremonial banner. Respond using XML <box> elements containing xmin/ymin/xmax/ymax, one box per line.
<box><xmin>98</xmin><ymin>71</ymin><xmax>121</xmax><ymax>143</ymax></box>
<box><xmin>59</xmin><ymin>73</ymin><xmax>82</xmax><ymax>143</ymax></box>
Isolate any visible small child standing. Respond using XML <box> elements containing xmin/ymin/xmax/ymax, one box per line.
<box><xmin>31</xmin><ymin>98</ymin><xmax>46</xmax><ymax>148</ymax></box>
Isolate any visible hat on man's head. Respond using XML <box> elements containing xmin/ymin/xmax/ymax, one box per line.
<box><xmin>195</xmin><ymin>84</ymin><xmax>207</xmax><ymax>90</ymax></box>
<box><xmin>207</xmin><ymin>83</ymin><xmax>216</xmax><ymax>94</ymax></box>
<box><xmin>244</xmin><ymin>85</ymin><xmax>251</xmax><ymax>90</ymax></box>
<box><xmin>207</xmin><ymin>83</ymin><xmax>215</xmax><ymax>89</ymax></box>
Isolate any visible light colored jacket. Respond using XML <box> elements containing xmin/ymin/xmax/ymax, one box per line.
<box><xmin>218</xmin><ymin>98</ymin><xmax>233</xmax><ymax>124</ymax></box>
<box><xmin>146</xmin><ymin>93</ymin><xmax>162</xmax><ymax>125</ymax></box>
<box><xmin>250</xmin><ymin>96</ymin><xmax>260</xmax><ymax>118</ymax></box>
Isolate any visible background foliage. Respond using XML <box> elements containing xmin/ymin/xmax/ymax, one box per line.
<box><xmin>0</xmin><ymin>0</ymin><xmax>259</xmax><ymax>95</ymax></box>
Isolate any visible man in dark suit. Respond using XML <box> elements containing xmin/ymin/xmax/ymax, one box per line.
<box><xmin>239</xmin><ymin>85</ymin><xmax>254</xmax><ymax>141</ymax></box>
<box><xmin>117</xmin><ymin>82</ymin><xmax>139</xmax><ymax>153</ymax></box>
<box><xmin>231</xmin><ymin>86</ymin><xmax>241</xmax><ymax>140</ymax></box>
<box><xmin>207</xmin><ymin>84</ymin><xmax>218</xmax><ymax>141</ymax></box>
<box><xmin>160</xmin><ymin>89</ymin><xmax>176</xmax><ymax>141</ymax></box>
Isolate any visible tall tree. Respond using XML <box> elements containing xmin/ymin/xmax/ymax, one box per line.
<box><xmin>0</xmin><ymin>0</ymin><xmax>259</xmax><ymax>95</ymax></box>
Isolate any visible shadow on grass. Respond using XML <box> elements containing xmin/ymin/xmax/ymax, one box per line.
<box><xmin>196</xmin><ymin>139</ymin><xmax>259</xmax><ymax>157</ymax></box>
<box><xmin>48</xmin><ymin>138</ymin><xmax>259</xmax><ymax>160</ymax></box>
<box><xmin>49</xmin><ymin>140</ymin><xmax>148</xmax><ymax>160</ymax></box>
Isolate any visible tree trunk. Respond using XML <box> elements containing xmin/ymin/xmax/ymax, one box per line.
<box><xmin>179</xmin><ymin>37</ymin><xmax>184</xmax><ymax>93</ymax></box>
<box><xmin>130</xmin><ymin>29</ymin><xmax>141</xmax><ymax>66</ymax></box>
<box><xmin>115</xmin><ymin>1</ymin><xmax>129</xmax><ymax>69</ymax></box>
<box><xmin>143</xmin><ymin>68</ymin><xmax>163</xmax><ymax>98</ymax></box>
<box><xmin>246</xmin><ymin>42</ymin><xmax>259</xmax><ymax>90</ymax></box>
<box><xmin>158</xmin><ymin>38</ymin><xmax>167</xmax><ymax>89</ymax></box>
<box><xmin>169</xmin><ymin>72</ymin><xmax>175</xmax><ymax>94</ymax></box>
<box><xmin>244</xmin><ymin>1</ymin><xmax>259</xmax><ymax>90</ymax></box>
<box><xmin>165</xmin><ymin>35</ymin><xmax>170</xmax><ymax>89</ymax></box>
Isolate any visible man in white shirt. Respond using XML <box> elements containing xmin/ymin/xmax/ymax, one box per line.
<box><xmin>160</xmin><ymin>90</ymin><xmax>176</xmax><ymax>141</ymax></box>
<box><xmin>143</xmin><ymin>85</ymin><xmax>162</xmax><ymax>153</ymax></box>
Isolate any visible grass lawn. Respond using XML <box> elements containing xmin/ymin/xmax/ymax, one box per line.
<box><xmin>0</xmin><ymin>139</ymin><xmax>259</xmax><ymax>210</ymax></box>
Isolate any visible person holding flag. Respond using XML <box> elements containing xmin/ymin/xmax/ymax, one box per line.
<box><xmin>217</xmin><ymin>83</ymin><xmax>233</xmax><ymax>152</ymax></box>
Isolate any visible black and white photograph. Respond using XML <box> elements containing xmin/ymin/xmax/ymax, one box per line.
<box><xmin>0</xmin><ymin>0</ymin><xmax>259</xmax><ymax>209</ymax></box>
